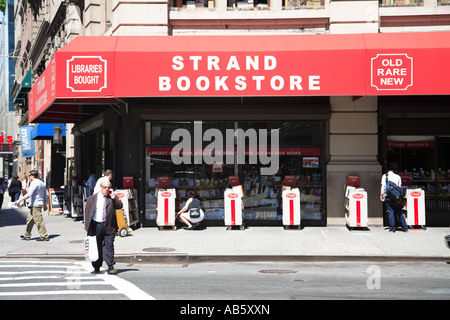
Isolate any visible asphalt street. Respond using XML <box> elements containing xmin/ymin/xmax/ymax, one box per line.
<box><xmin>115</xmin><ymin>260</ymin><xmax>450</xmax><ymax>300</ymax></box>
<box><xmin>1</xmin><ymin>258</ymin><xmax>449</xmax><ymax>301</ymax></box>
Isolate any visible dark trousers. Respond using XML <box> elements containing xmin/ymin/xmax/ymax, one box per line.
<box><xmin>92</xmin><ymin>221</ymin><xmax>115</xmax><ymax>270</ymax></box>
<box><xmin>386</xmin><ymin>199</ymin><xmax>408</xmax><ymax>232</ymax></box>
<box><xmin>9</xmin><ymin>191</ymin><xmax>20</xmax><ymax>202</ymax></box>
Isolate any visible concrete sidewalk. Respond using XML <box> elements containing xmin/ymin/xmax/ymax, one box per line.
<box><xmin>1</xmin><ymin>204</ymin><xmax>449</xmax><ymax>263</ymax></box>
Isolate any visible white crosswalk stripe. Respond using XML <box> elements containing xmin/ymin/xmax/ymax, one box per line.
<box><xmin>0</xmin><ymin>259</ymin><xmax>154</xmax><ymax>300</ymax></box>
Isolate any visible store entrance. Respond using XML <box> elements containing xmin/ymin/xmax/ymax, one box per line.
<box><xmin>386</xmin><ymin>135</ymin><xmax>450</xmax><ymax>226</ymax></box>
<box><xmin>81</xmin><ymin>130</ymin><xmax>116</xmax><ymax>184</ymax></box>
<box><xmin>144</xmin><ymin>120</ymin><xmax>325</xmax><ymax>226</ymax></box>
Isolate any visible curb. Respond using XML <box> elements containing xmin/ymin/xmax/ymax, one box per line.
<box><xmin>1</xmin><ymin>253</ymin><xmax>449</xmax><ymax>264</ymax></box>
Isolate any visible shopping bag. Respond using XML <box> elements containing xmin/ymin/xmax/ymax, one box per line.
<box><xmin>84</xmin><ymin>236</ymin><xmax>99</xmax><ymax>262</ymax></box>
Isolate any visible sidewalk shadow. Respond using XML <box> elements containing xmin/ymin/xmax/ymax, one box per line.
<box><xmin>0</xmin><ymin>207</ymin><xmax>27</xmax><ymax>227</ymax></box>
<box><xmin>26</xmin><ymin>234</ymin><xmax>61</xmax><ymax>241</ymax></box>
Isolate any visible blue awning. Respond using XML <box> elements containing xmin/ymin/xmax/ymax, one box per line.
<box><xmin>31</xmin><ymin>123</ymin><xmax>66</xmax><ymax>140</ymax></box>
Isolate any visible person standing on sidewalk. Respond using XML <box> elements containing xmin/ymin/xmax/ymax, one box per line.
<box><xmin>85</xmin><ymin>171</ymin><xmax>96</xmax><ymax>195</ymax></box>
<box><xmin>15</xmin><ymin>170</ymin><xmax>49</xmax><ymax>241</ymax></box>
<box><xmin>0</xmin><ymin>177</ymin><xmax>7</xmax><ymax>213</ymax></box>
<box><xmin>84</xmin><ymin>180</ymin><xmax>123</xmax><ymax>275</ymax></box>
<box><xmin>8</xmin><ymin>176</ymin><xmax>22</xmax><ymax>203</ymax></box>
<box><xmin>380</xmin><ymin>168</ymin><xmax>408</xmax><ymax>233</ymax></box>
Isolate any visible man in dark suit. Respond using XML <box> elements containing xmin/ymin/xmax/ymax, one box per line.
<box><xmin>85</xmin><ymin>180</ymin><xmax>123</xmax><ymax>274</ymax></box>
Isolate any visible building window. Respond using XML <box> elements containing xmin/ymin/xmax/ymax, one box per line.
<box><xmin>283</xmin><ymin>0</ymin><xmax>324</xmax><ymax>9</ymax></box>
<box><xmin>380</xmin><ymin>0</ymin><xmax>423</xmax><ymax>6</ymax></box>
<box><xmin>171</xmin><ymin>0</ymin><xmax>215</xmax><ymax>10</ymax></box>
<box><xmin>227</xmin><ymin>0</ymin><xmax>270</xmax><ymax>10</ymax></box>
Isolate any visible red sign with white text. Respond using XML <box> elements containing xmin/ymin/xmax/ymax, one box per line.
<box><xmin>371</xmin><ymin>54</ymin><xmax>413</xmax><ymax>91</ymax></box>
<box><xmin>28</xmin><ymin>33</ymin><xmax>450</xmax><ymax>123</ymax></box>
<box><xmin>146</xmin><ymin>147</ymin><xmax>322</xmax><ymax>156</ymax></box>
<box><xmin>387</xmin><ymin>140</ymin><xmax>435</xmax><ymax>149</ymax></box>
<box><xmin>66</xmin><ymin>56</ymin><xmax>107</xmax><ymax>92</ymax></box>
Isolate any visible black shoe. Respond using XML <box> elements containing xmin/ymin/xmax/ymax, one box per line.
<box><xmin>20</xmin><ymin>235</ymin><xmax>31</xmax><ymax>241</ymax></box>
<box><xmin>184</xmin><ymin>226</ymin><xmax>193</xmax><ymax>230</ymax></box>
<box><xmin>93</xmin><ymin>268</ymin><xmax>101</xmax><ymax>273</ymax></box>
<box><xmin>107</xmin><ymin>267</ymin><xmax>118</xmax><ymax>275</ymax></box>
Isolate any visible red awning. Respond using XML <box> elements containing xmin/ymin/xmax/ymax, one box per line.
<box><xmin>28</xmin><ymin>32</ymin><xmax>450</xmax><ymax>123</ymax></box>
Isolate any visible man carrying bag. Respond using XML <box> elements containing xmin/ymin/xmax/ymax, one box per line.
<box><xmin>380</xmin><ymin>169</ymin><xmax>408</xmax><ymax>233</ymax></box>
<box><xmin>84</xmin><ymin>180</ymin><xmax>123</xmax><ymax>274</ymax></box>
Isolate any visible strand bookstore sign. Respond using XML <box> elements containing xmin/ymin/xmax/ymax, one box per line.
<box><xmin>28</xmin><ymin>32</ymin><xmax>450</xmax><ymax>123</ymax></box>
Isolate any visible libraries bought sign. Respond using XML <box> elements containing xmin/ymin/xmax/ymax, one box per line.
<box><xmin>66</xmin><ymin>56</ymin><xmax>107</xmax><ymax>92</ymax></box>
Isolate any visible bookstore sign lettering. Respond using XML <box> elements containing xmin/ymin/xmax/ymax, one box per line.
<box><xmin>158</xmin><ymin>55</ymin><xmax>321</xmax><ymax>95</ymax></box>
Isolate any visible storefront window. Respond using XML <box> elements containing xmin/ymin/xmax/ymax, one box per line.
<box><xmin>145</xmin><ymin>121</ymin><xmax>324</xmax><ymax>224</ymax></box>
<box><xmin>387</xmin><ymin>135</ymin><xmax>450</xmax><ymax>213</ymax></box>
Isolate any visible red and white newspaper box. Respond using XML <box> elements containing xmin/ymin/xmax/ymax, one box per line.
<box><xmin>282</xmin><ymin>188</ymin><xmax>301</xmax><ymax>228</ymax></box>
<box><xmin>405</xmin><ymin>189</ymin><xmax>426</xmax><ymax>228</ymax></box>
<box><xmin>156</xmin><ymin>189</ymin><xmax>176</xmax><ymax>229</ymax></box>
<box><xmin>224</xmin><ymin>189</ymin><xmax>243</xmax><ymax>230</ymax></box>
<box><xmin>345</xmin><ymin>187</ymin><xmax>368</xmax><ymax>228</ymax></box>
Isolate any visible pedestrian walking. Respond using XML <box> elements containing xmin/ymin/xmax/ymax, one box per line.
<box><xmin>8</xmin><ymin>176</ymin><xmax>22</xmax><ymax>202</ymax></box>
<box><xmin>380</xmin><ymin>168</ymin><xmax>408</xmax><ymax>233</ymax></box>
<box><xmin>21</xmin><ymin>175</ymin><xmax>29</xmax><ymax>208</ymax></box>
<box><xmin>85</xmin><ymin>171</ymin><xmax>96</xmax><ymax>195</ymax></box>
<box><xmin>15</xmin><ymin>170</ymin><xmax>50</xmax><ymax>241</ymax></box>
<box><xmin>0</xmin><ymin>177</ymin><xmax>7</xmax><ymax>212</ymax></box>
<box><xmin>84</xmin><ymin>180</ymin><xmax>123</xmax><ymax>274</ymax></box>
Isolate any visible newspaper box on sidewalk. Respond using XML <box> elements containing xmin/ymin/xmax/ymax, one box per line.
<box><xmin>282</xmin><ymin>188</ymin><xmax>301</xmax><ymax>229</ymax></box>
<box><xmin>344</xmin><ymin>186</ymin><xmax>369</xmax><ymax>229</ymax></box>
<box><xmin>224</xmin><ymin>187</ymin><xmax>244</xmax><ymax>230</ymax></box>
<box><xmin>156</xmin><ymin>189</ymin><xmax>176</xmax><ymax>230</ymax></box>
<box><xmin>404</xmin><ymin>189</ymin><xmax>426</xmax><ymax>229</ymax></box>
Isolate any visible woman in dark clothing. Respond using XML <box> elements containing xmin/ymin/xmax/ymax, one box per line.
<box><xmin>176</xmin><ymin>194</ymin><xmax>204</xmax><ymax>230</ymax></box>
<box><xmin>8</xmin><ymin>176</ymin><xmax>22</xmax><ymax>202</ymax></box>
